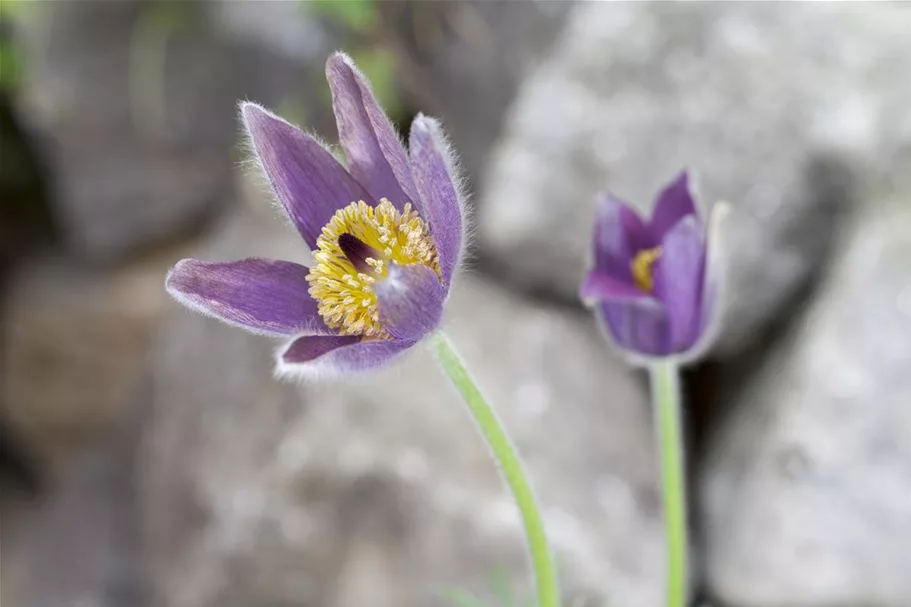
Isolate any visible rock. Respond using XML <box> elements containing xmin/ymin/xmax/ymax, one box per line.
<box><xmin>701</xmin><ymin>196</ymin><xmax>911</xmax><ymax>607</ymax></box>
<box><xmin>478</xmin><ymin>2</ymin><xmax>911</xmax><ymax>355</ymax></box>
<box><xmin>141</xmin><ymin>208</ymin><xmax>667</xmax><ymax>607</ymax></box>
<box><xmin>210</xmin><ymin>0</ymin><xmax>329</xmax><ymax>63</ymax></box>
<box><xmin>0</xmin><ymin>251</ymin><xmax>175</xmax><ymax>476</ymax></box>
<box><xmin>11</xmin><ymin>0</ymin><xmax>332</xmax><ymax>263</ymax></box>
<box><xmin>382</xmin><ymin>0</ymin><xmax>573</xmax><ymax>186</ymax></box>
<box><xmin>0</xmin><ymin>438</ymin><xmax>142</xmax><ymax>607</ymax></box>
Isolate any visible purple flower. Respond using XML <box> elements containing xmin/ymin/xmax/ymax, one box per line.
<box><xmin>166</xmin><ymin>53</ymin><xmax>465</xmax><ymax>377</ymax></box>
<box><xmin>579</xmin><ymin>171</ymin><xmax>722</xmax><ymax>362</ymax></box>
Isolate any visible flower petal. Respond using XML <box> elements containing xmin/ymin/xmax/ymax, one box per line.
<box><xmin>166</xmin><ymin>258</ymin><xmax>331</xmax><ymax>336</ymax></box>
<box><xmin>326</xmin><ymin>53</ymin><xmax>417</xmax><ymax>209</ymax></box>
<box><xmin>579</xmin><ymin>270</ymin><xmax>648</xmax><ymax>304</ymax></box>
<box><xmin>649</xmin><ymin>170</ymin><xmax>698</xmax><ymax>240</ymax></box>
<box><xmin>409</xmin><ymin>115</ymin><xmax>464</xmax><ymax>286</ymax></box>
<box><xmin>684</xmin><ymin>201</ymin><xmax>730</xmax><ymax>362</ymax></box>
<box><xmin>593</xmin><ymin>190</ymin><xmax>650</xmax><ymax>281</ymax></box>
<box><xmin>278</xmin><ymin>335</ymin><xmax>414</xmax><ymax>378</ymax></box>
<box><xmin>242</xmin><ymin>102</ymin><xmax>372</xmax><ymax>249</ymax></box>
<box><xmin>375</xmin><ymin>263</ymin><xmax>445</xmax><ymax>341</ymax></box>
<box><xmin>598</xmin><ymin>299</ymin><xmax>671</xmax><ymax>357</ymax></box>
<box><xmin>653</xmin><ymin>215</ymin><xmax>706</xmax><ymax>352</ymax></box>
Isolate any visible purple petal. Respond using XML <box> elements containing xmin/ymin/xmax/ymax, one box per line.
<box><xmin>242</xmin><ymin>103</ymin><xmax>372</xmax><ymax>249</ymax></box>
<box><xmin>653</xmin><ymin>215</ymin><xmax>706</xmax><ymax>352</ymax></box>
<box><xmin>686</xmin><ymin>202</ymin><xmax>729</xmax><ymax>361</ymax></box>
<box><xmin>593</xmin><ymin>190</ymin><xmax>650</xmax><ymax>281</ymax></box>
<box><xmin>579</xmin><ymin>270</ymin><xmax>648</xmax><ymax>304</ymax></box>
<box><xmin>598</xmin><ymin>299</ymin><xmax>671</xmax><ymax>356</ymax></box>
<box><xmin>375</xmin><ymin>263</ymin><xmax>445</xmax><ymax>342</ymax></box>
<box><xmin>409</xmin><ymin>115</ymin><xmax>464</xmax><ymax>286</ymax></box>
<box><xmin>278</xmin><ymin>335</ymin><xmax>414</xmax><ymax>377</ymax></box>
<box><xmin>648</xmin><ymin>170</ymin><xmax>698</xmax><ymax>240</ymax></box>
<box><xmin>326</xmin><ymin>53</ymin><xmax>417</xmax><ymax>209</ymax></box>
<box><xmin>166</xmin><ymin>258</ymin><xmax>331</xmax><ymax>336</ymax></box>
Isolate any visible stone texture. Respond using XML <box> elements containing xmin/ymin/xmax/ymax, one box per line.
<box><xmin>11</xmin><ymin>0</ymin><xmax>331</xmax><ymax>263</ymax></box>
<box><xmin>479</xmin><ymin>2</ymin><xmax>911</xmax><ymax>355</ymax></box>
<box><xmin>141</xmin><ymin>207</ymin><xmax>666</xmax><ymax>607</ymax></box>
<box><xmin>383</xmin><ymin>0</ymin><xmax>573</xmax><ymax>186</ymax></box>
<box><xmin>0</xmin><ymin>438</ymin><xmax>143</xmax><ymax>607</ymax></box>
<box><xmin>701</xmin><ymin>195</ymin><xmax>911</xmax><ymax>606</ymax></box>
<box><xmin>0</xmin><ymin>251</ymin><xmax>177</xmax><ymax>476</ymax></box>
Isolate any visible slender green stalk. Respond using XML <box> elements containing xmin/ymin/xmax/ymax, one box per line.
<box><xmin>429</xmin><ymin>331</ymin><xmax>560</xmax><ymax>607</ymax></box>
<box><xmin>648</xmin><ymin>360</ymin><xmax>688</xmax><ymax>607</ymax></box>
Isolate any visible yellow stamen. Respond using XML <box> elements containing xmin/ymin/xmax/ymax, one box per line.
<box><xmin>631</xmin><ymin>246</ymin><xmax>662</xmax><ymax>293</ymax></box>
<box><xmin>306</xmin><ymin>198</ymin><xmax>440</xmax><ymax>340</ymax></box>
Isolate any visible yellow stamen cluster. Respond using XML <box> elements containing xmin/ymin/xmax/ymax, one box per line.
<box><xmin>631</xmin><ymin>246</ymin><xmax>663</xmax><ymax>293</ymax></box>
<box><xmin>306</xmin><ymin>198</ymin><xmax>440</xmax><ymax>340</ymax></box>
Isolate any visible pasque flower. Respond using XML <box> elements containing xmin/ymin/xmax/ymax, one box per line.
<box><xmin>580</xmin><ymin>172</ymin><xmax>725</xmax><ymax>607</ymax></box>
<box><xmin>579</xmin><ymin>171</ymin><xmax>721</xmax><ymax>361</ymax></box>
<box><xmin>166</xmin><ymin>53</ymin><xmax>465</xmax><ymax>376</ymax></box>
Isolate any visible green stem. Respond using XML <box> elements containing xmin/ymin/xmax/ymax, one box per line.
<box><xmin>648</xmin><ymin>360</ymin><xmax>688</xmax><ymax>607</ymax></box>
<box><xmin>429</xmin><ymin>331</ymin><xmax>560</xmax><ymax>607</ymax></box>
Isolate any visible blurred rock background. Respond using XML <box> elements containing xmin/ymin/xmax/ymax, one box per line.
<box><xmin>1</xmin><ymin>2</ymin><xmax>909</xmax><ymax>607</ymax></box>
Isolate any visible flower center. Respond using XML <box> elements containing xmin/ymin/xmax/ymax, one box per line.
<box><xmin>631</xmin><ymin>246</ymin><xmax>662</xmax><ymax>293</ymax></box>
<box><xmin>306</xmin><ymin>198</ymin><xmax>440</xmax><ymax>339</ymax></box>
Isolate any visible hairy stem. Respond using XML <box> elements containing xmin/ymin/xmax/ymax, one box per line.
<box><xmin>429</xmin><ymin>331</ymin><xmax>560</xmax><ymax>607</ymax></box>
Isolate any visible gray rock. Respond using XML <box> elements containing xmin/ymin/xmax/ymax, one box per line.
<box><xmin>0</xmin><ymin>252</ymin><xmax>174</xmax><ymax>476</ymax></box>
<box><xmin>141</xmin><ymin>207</ymin><xmax>667</xmax><ymax>607</ymax></box>
<box><xmin>701</xmin><ymin>196</ymin><xmax>911</xmax><ymax>607</ymax></box>
<box><xmin>383</xmin><ymin>0</ymin><xmax>573</xmax><ymax>186</ymax></box>
<box><xmin>479</xmin><ymin>2</ymin><xmax>911</xmax><ymax>355</ymax></box>
<box><xmin>0</xmin><ymin>440</ymin><xmax>143</xmax><ymax>607</ymax></box>
<box><xmin>11</xmin><ymin>0</ymin><xmax>331</xmax><ymax>262</ymax></box>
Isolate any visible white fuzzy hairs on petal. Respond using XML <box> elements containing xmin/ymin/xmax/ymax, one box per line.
<box><xmin>411</xmin><ymin>113</ymin><xmax>475</xmax><ymax>289</ymax></box>
<box><xmin>272</xmin><ymin>335</ymin><xmax>418</xmax><ymax>383</ymax></box>
<box><xmin>164</xmin><ymin>262</ymin><xmax>285</xmax><ymax>338</ymax></box>
<box><xmin>328</xmin><ymin>50</ymin><xmax>411</xmax><ymax>154</ymax></box>
<box><xmin>164</xmin><ymin>260</ymin><xmax>329</xmax><ymax>338</ymax></box>
<box><xmin>236</xmin><ymin>100</ymin><xmax>349</xmax><ymax>256</ymax></box>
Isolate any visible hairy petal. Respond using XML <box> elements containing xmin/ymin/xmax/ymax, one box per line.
<box><xmin>278</xmin><ymin>335</ymin><xmax>414</xmax><ymax>378</ymax></box>
<box><xmin>375</xmin><ymin>263</ymin><xmax>445</xmax><ymax>342</ymax></box>
<box><xmin>649</xmin><ymin>170</ymin><xmax>698</xmax><ymax>240</ymax></box>
<box><xmin>242</xmin><ymin>102</ymin><xmax>372</xmax><ymax>249</ymax></box>
<box><xmin>654</xmin><ymin>216</ymin><xmax>706</xmax><ymax>352</ymax></box>
<box><xmin>409</xmin><ymin>115</ymin><xmax>464</xmax><ymax>286</ymax></box>
<box><xmin>326</xmin><ymin>53</ymin><xmax>417</xmax><ymax>208</ymax></box>
<box><xmin>166</xmin><ymin>258</ymin><xmax>331</xmax><ymax>336</ymax></box>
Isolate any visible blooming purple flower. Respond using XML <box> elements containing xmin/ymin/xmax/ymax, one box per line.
<box><xmin>166</xmin><ymin>53</ymin><xmax>465</xmax><ymax>377</ymax></box>
<box><xmin>579</xmin><ymin>171</ymin><xmax>721</xmax><ymax>361</ymax></box>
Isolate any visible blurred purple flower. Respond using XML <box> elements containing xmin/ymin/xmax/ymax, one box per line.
<box><xmin>166</xmin><ymin>53</ymin><xmax>465</xmax><ymax>377</ymax></box>
<box><xmin>580</xmin><ymin>171</ymin><xmax>722</xmax><ymax>361</ymax></box>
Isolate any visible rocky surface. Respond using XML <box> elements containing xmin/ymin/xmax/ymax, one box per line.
<box><xmin>701</xmin><ymin>195</ymin><xmax>911</xmax><ymax>606</ymax></box>
<box><xmin>0</xmin><ymin>251</ymin><xmax>177</xmax><ymax>476</ymax></box>
<box><xmin>10</xmin><ymin>0</ymin><xmax>331</xmax><ymax>263</ymax></box>
<box><xmin>479</xmin><ymin>2</ymin><xmax>911</xmax><ymax>355</ymax></box>
<box><xmin>141</xmin><ymin>207</ymin><xmax>667</xmax><ymax>607</ymax></box>
<box><xmin>383</xmin><ymin>0</ymin><xmax>573</xmax><ymax>188</ymax></box>
<box><xmin>0</xmin><ymin>437</ymin><xmax>143</xmax><ymax>607</ymax></box>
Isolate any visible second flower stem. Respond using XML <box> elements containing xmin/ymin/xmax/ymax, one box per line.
<box><xmin>429</xmin><ymin>331</ymin><xmax>560</xmax><ymax>607</ymax></box>
<box><xmin>649</xmin><ymin>360</ymin><xmax>688</xmax><ymax>607</ymax></box>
